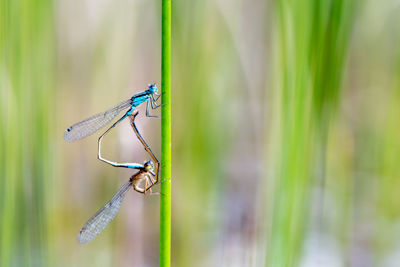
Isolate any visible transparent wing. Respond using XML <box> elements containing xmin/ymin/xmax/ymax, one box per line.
<box><xmin>77</xmin><ymin>180</ymin><xmax>132</xmax><ymax>244</ymax></box>
<box><xmin>64</xmin><ymin>99</ymin><xmax>132</xmax><ymax>142</ymax></box>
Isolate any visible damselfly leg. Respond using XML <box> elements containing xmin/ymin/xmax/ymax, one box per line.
<box><xmin>146</xmin><ymin>99</ymin><xmax>160</xmax><ymax>118</ymax></box>
<box><xmin>144</xmin><ymin>91</ymin><xmax>162</xmax><ymax>118</ymax></box>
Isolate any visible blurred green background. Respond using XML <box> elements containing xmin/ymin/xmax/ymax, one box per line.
<box><xmin>1</xmin><ymin>0</ymin><xmax>400</xmax><ymax>266</ymax></box>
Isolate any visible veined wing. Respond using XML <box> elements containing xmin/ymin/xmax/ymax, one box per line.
<box><xmin>77</xmin><ymin>180</ymin><xmax>132</xmax><ymax>244</ymax></box>
<box><xmin>64</xmin><ymin>99</ymin><xmax>132</xmax><ymax>142</ymax></box>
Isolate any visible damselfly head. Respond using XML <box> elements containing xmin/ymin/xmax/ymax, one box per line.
<box><xmin>148</xmin><ymin>83</ymin><xmax>157</xmax><ymax>94</ymax></box>
<box><xmin>143</xmin><ymin>160</ymin><xmax>154</xmax><ymax>171</ymax></box>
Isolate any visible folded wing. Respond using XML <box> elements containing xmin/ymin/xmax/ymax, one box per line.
<box><xmin>78</xmin><ymin>180</ymin><xmax>132</xmax><ymax>244</ymax></box>
<box><xmin>64</xmin><ymin>99</ymin><xmax>132</xmax><ymax>142</ymax></box>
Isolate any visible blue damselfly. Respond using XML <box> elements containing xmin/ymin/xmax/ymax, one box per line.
<box><xmin>64</xmin><ymin>84</ymin><xmax>160</xmax><ymax>142</ymax></box>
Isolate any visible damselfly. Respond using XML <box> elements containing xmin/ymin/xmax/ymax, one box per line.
<box><xmin>64</xmin><ymin>84</ymin><xmax>160</xmax><ymax>142</ymax></box>
<box><xmin>77</xmin><ymin>161</ymin><xmax>157</xmax><ymax>244</ymax></box>
<box><xmin>77</xmin><ymin>110</ymin><xmax>160</xmax><ymax>244</ymax></box>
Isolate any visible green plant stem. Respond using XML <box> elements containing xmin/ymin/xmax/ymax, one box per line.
<box><xmin>160</xmin><ymin>0</ymin><xmax>171</xmax><ymax>265</ymax></box>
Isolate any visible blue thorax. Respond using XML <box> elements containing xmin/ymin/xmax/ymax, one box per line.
<box><xmin>129</xmin><ymin>84</ymin><xmax>158</xmax><ymax>108</ymax></box>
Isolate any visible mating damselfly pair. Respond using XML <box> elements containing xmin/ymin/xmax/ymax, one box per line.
<box><xmin>64</xmin><ymin>84</ymin><xmax>161</xmax><ymax>244</ymax></box>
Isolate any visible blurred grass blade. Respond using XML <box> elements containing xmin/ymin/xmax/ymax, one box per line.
<box><xmin>266</xmin><ymin>0</ymin><xmax>355</xmax><ymax>266</ymax></box>
<box><xmin>0</xmin><ymin>0</ymin><xmax>55</xmax><ymax>266</ymax></box>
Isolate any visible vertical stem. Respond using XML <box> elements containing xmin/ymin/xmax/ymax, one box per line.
<box><xmin>160</xmin><ymin>0</ymin><xmax>171</xmax><ymax>265</ymax></box>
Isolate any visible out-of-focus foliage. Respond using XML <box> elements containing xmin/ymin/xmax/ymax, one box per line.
<box><xmin>266</xmin><ymin>0</ymin><xmax>355</xmax><ymax>266</ymax></box>
<box><xmin>1</xmin><ymin>0</ymin><xmax>400</xmax><ymax>266</ymax></box>
<box><xmin>0</xmin><ymin>0</ymin><xmax>55</xmax><ymax>266</ymax></box>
